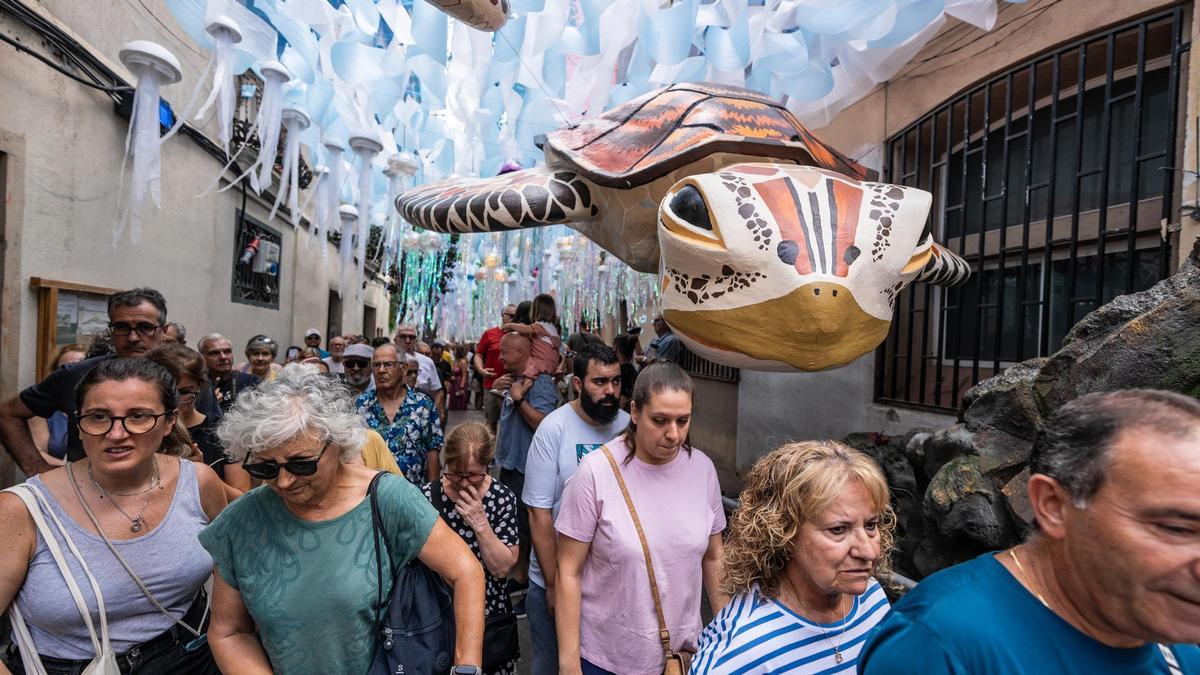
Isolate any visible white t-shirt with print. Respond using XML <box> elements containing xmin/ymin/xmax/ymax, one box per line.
<box><xmin>522</xmin><ymin>402</ymin><xmax>629</xmax><ymax>588</ymax></box>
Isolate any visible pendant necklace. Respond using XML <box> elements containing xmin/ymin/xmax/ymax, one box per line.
<box><xmin>88</xmin><ymin>459</ymin><xmax>161</xmax><ymax>532</ymax></box>
<box><xmin>784</xmin><ymin>582</ymin><xmax>850</xmax><ymax>663</ymax></box>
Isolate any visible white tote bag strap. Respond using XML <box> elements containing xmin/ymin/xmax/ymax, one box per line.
<box><xmin>3</xmin><ymin>485</ymin><xmax>113</xmax><ymax>660</ymax></box>
<box><xmin>7</xmin><ymin>602</ymin><xmax>48</xmax><ymax>675</ymax></box>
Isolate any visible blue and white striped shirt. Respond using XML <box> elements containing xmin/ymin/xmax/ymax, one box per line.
<box><xmin>691</xmin><ymin>579</ymin><xmax>890</xmax><ymax>674</ymax></box>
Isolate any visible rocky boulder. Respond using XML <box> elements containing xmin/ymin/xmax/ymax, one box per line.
<box><xmin>847</xmin><ymin>240</ymin><xmax>1200</xmax><ymax>579</ymax></box>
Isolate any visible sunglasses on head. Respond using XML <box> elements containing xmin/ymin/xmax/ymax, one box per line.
<box><xmin>242</xmin><ymin>441</ymin><xmax>331</xmax><ymax>480</ymax></box>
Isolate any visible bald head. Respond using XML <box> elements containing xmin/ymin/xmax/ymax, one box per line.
<box><xmin>499</xmin><ymin>331</ymin><xmax>531</xmax><ymax>373</ymax></box>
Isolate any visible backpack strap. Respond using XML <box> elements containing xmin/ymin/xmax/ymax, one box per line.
<box><xmin>368</xmin><ymin>471</ymin><xmax>391</xmax><ymax>629</ymax></box>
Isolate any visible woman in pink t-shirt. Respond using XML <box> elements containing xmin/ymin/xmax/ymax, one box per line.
<box><xmin>555</xmin><ymin>362</ymin><xmax>729</xmax><ymax>675</ymax></box>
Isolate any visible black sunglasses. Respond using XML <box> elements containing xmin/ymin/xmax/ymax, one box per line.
<box><xmin>242</xmin><ymin>441</ymin><xmax>331</xmax><ymax>480</ymax></box>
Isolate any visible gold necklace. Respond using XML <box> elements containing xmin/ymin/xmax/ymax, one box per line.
<box><xmin>1008</xmin><ymin>548</ymin><xmax>1051</xmax><ymax>608</ymax></box>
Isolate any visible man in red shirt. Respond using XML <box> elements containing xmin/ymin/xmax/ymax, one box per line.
<box><xmin>475</xmin><ymin>304</ymin><xmax>517</xmax><ymax>433</ymax></box>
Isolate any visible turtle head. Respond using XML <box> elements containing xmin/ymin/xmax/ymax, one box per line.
<box><xmin>657</xmin><ymin>163</ymin><xmax>954</xmax><ymax>371</ymax></box>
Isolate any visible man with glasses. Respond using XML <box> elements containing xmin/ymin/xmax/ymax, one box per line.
<box><xmin>395</xmin><ymin>324</ymin><xmax>446</xmax><ymax>425</ymax></box>
<box><xmin>355</xmin><ymin>343</ymin><xmax>444</xmax><ymax>485</ymax></box>
<box><xmin>323</xmin><ymin>335</ymin><xmax>348</xmax><ymax>375</ymax></box>
<box><xmin>0</xmin><ymin>287</ymin><xmax>170</xmax><ymax>474</ymax></box>
<box><xmin>198</xmin><ymin>333</ymin><xmax>260</xmax><ymax>411</ymax></box>
<box><xmin>475</xmin><ymin>305</ymin><xmax>516</xmax><ymax>433</ymax></box>
<box><xmin>342</xmin><ymin>343</ymin><xmax>376</xmax><ymax>396</ymax></box>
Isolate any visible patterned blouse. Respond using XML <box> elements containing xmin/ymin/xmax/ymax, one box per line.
<box><xmin>356</xmin><ymin>387</ymin><xmax>444</xmax><ymax>484</ymax></box>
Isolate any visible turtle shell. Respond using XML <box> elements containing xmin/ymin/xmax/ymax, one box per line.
<box><xmin>544</xmin><ymin>82</ymin><xmax>871</xmax><ymax>189</ymax></box>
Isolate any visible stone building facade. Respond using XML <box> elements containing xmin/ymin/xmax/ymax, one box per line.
<box><xmin>0</xmin><ymin>0</ymin><xmax>389</xmax><ymax>485</ymax></box>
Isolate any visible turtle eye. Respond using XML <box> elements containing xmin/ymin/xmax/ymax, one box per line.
<box><xmin>669</xmin><ymin>185</ymin><xmax>713</xmax><ymax>231</ymax></box>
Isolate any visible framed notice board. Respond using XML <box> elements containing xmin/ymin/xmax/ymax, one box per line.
<box><xmin>30</xmin><ymin>278</ymin><xmax>119</xmax><ymax>378</ymax></box>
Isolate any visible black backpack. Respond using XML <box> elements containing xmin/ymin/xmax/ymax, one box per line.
<box><xmin>367</xmin><ymin>473</ymin><xmax>456</xmax><ymax>675</ymax></box>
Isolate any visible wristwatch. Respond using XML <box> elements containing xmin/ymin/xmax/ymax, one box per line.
<box><xmin>451</xmin><ymin>666</ymin><xmax>481</xmax><ymax>675</ymax></box>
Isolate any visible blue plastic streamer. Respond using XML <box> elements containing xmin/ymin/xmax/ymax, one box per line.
<box><xmin>643</xmin><ymin>0</ymin><xmax>697</xmax><ymax>66</ymax></box>
<box><xmin>792</xmin><ymin>0</ymin><xmax>892</xmax><ymax>35</ymax></box>
<box><xmin>703</xmin><ymin>8</ymin><xmax>750</xmax><ymax>72</ymax></box>
<box><xmin>163</xmin><ymin>0</ymin><xmax>213</xmax><ymax>51</ymax></box>
<box><xmin>410</xmin><ymin>0</ymin><xmax>448</xmax><ymax>65</ymax></box>
<box><xmin>869</xmin><ymin>0</ymin><xmax>946</xmax><ymax>49</ymax></box>
<box><xmin>330</xmin><ymin>40</ymin><xmax>386</xmax><ymax>84</ymax></box>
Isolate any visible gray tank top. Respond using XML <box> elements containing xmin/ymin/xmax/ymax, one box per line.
<box><xmin>14</xmin><ymin>458</ymin><xmax>213</xmax><ymax>659</ymax></box>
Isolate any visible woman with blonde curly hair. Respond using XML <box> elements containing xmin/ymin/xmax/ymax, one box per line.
<box><xmin>692</xmin><ymin>440</ymin><xmax>895</xmax><ymax>674</ymax></box>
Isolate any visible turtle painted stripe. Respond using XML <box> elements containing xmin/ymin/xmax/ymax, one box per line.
<box><xmin>828</xmin><ymin>180</ymin><xmax>863</xmax><ymax>276</ymax></box>
<box><xmin>396</xmin><ymin>166</ymin><xmax>594</xmax><ymax>234</ymax></box>
<box><xmin>752</xmin><ymin>172</ymin><xmax>864</xmax><ymax>278</ymax></box>
<box><xmin>915</xmin><ymin>242</ymin><xmax>972</xmax><ymax>286</ymax></box>
<box><xmin>754</xmin><ymin>177</ymin><xmax>818</xmax><ymax>275</ymax></box>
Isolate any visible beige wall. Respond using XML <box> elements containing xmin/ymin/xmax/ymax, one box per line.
<box><xmin>0</xmin><ymin>0</ymin><xmax>388</xmax><ymax>401</ymax></box>
<box><xmin>688</xmin><ymin>376</ymin><xmax>740</xmax><ymax>493</ymax></box>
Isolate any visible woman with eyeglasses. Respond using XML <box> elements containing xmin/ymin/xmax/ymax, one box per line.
<box><xmin>422</xmin><ymin>421</ymin><xmax>521</xmax><ymax>675</ymax></box>
<box><xmin>146</xmin><ymin>344</ymin><xmax>252</xmax><ymax>494</ymax></box>
<box><xmin>198</xmin><ymin>364</ymin><xmax>485</xmax><ymax>675</ymax></box>
<box><xmin>0</xmin><ymin>357</ymin><xmax>228</xmax><ymax>674</ymax></box>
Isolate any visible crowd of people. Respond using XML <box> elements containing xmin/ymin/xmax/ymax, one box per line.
<box><xmin>0</xmin><ymin>286</ymin><xmax>1197</xmax><ymax>675</ymax></box>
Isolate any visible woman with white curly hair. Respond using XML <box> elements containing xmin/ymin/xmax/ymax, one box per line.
<box><xmin>198</xmin><ymin>364</ymin><xmax>485</xmax><ymax>675</ymax></box>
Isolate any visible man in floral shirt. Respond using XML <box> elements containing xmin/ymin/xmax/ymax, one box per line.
<box><xmin>356</xmin><ymin>344</ymin><xmax>443</xmax><ymax>484</ymax></box>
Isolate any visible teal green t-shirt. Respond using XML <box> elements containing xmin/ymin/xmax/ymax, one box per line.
<box><xmin>860</xmin><ymin>553</ymin><xmax>1200</xmax><ymax>674</ymax></box>
<box><xmin>199</xmin><ymin>474</ymin><xmax>438</xmax><ymax>675</ymax></box>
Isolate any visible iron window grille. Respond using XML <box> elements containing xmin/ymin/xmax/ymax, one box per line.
<box><xmin>680</xmin><ymin>348</ymin><xmax>741</xmax><ymax>383</ymax></box>
<box><xmin>875</xmin><ymin>8</ymin><xmax>1185</xmax><ymax>412</ymax></box>
<box><xmin>232</xmin><ymin>210</ymin><xmax>283</xmax><ymax>309</ymax></box>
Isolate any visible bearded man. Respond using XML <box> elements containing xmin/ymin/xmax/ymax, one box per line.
<box><xmin>521</xmin><ymin>343</ymin><xmax>629</xmax><ymax>675</ymax></box>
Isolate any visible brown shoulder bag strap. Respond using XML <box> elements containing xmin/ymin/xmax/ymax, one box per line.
<box><xmin>600</xmin><ymin>445</ymin><xmax>673</xmax><ymax>661</ymax></box>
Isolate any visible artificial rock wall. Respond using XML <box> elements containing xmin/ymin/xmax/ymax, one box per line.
<box><xmin>848</xmin><ymin>237</ymin><xmax>1200</xmax><ymax>578</ymax></box>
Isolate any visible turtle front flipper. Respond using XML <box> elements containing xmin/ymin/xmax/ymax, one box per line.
<box><xmin>396</xmin><ymin>166</ymin><xmax>598</xmax><ymax>234</ymax></box>
<box><xmin>912</xmin><ymin>241</ymin><xmax>971</xmax><ymax>287</ymax></box>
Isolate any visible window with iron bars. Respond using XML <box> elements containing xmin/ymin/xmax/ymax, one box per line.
<box><xmin>679</xmin><ymin>347</ymin><xmax>740</xmax><ymax>384</ymax></box>
<box><xmin>875</xmin><ymin>9</ymin><xmax>1184</xmax><ymax>411</ymax></box>
<box><xmin>232</xmin><ymin>211</ymin><xmax>283</xmax><ymax>309</ymax></box>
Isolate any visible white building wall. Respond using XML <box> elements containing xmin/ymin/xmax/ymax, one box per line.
<box><xmin>0</xmin><ymin>0</ymin><xmax>388</xmax><ymax>400</ymax></box>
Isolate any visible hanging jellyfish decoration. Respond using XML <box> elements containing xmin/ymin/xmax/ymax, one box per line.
<box><xmin>195</xmin><ymin>15</ymin><xmax>242</xmax><ymax>154</ymax></box>
<box><xmin>337</xmin><ymin>203</ymin><xmax>359</xmax><ymax>298</ymax></box>
<box><xmin>269</xmin><ymin>105</ymin><xmax>310</xmax><ymax>226</ymax></box>
<box><xmin>349</xmin><ymin>132</ymin><xmax>383</xmax><ymax>300</ymax></box>
<box><xmin>323</xmin><ymin>134</ymin><xmax>347</xmax><ymax>255</ymax></box>
<box><xmin>380</xmin><ymin>152</ymin><xmax>420</xmax><ymax>267</ymax></box>
<box><xmin>116</xmin><ymin>40</ymin><xmax>182</xmax><ymax>245</ymax></box>
<box><xmin>304</xmin><ymin>164</ymin><xmax>330</xmax><ymax>253</ymax></box>
<box><xmin>219</xmin><ymin>59</ymin><xmax>290</xmax><ymax>193</ymax></box>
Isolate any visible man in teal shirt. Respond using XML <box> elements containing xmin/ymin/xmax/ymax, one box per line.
<box><xmin>861</xmin><ymin>389</ymin><xmax>1200</xmax><ymax>674</ymax></box>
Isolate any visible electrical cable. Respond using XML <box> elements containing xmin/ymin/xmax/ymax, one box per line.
<box><xmin>0</xmin><ymin>31</ymin><xmax>132</xmax><ymax>93</ymax></box>
<box><xmin>1</xmin><ymin>0</ymin><xmax>120</xmax><ymax>95</ymax></box>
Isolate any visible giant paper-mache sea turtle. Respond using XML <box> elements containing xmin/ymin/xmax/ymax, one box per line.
<box><xmin>397</xmin><ymin>82</ymin><xmax>971</xmax><ymax>371</ymax></box>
